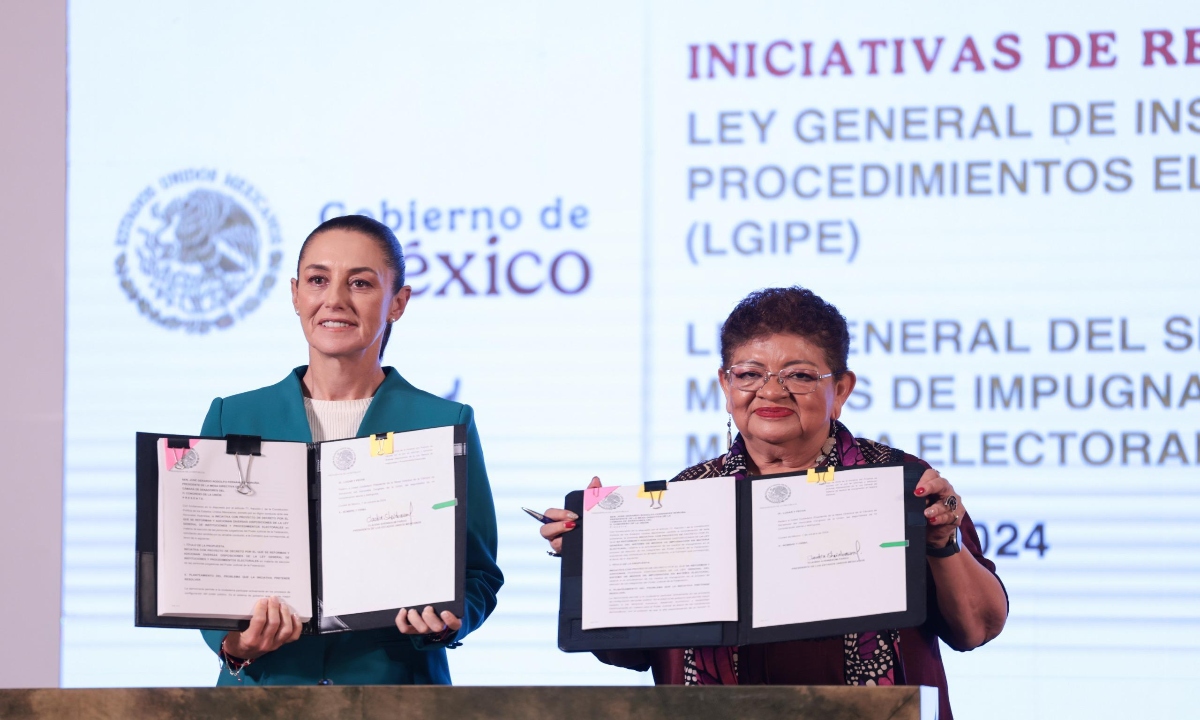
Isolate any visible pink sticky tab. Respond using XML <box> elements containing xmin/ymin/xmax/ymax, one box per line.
<box><xmin>583</xmin><ymin>485</ymin><xmax>619</xmax><ymax>512</ymax></box>
<box><xmin>163</xmin><ymin>439</ymin><xmax>200</xmax><ymax>470</ymax></box>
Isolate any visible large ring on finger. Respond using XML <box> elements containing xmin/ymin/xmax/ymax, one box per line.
<box><xmin>944</xmin><ymin>495</ymin><xmax>958</xmax><ymax>512</ymax></box>
<box><xmin>547</xmin><ymin>550</ymin><xmax>561</xmax><ymax>558</ymax></box>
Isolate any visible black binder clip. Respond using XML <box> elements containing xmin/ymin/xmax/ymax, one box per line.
<box><xmin>641</xmin><ymin>480</ymin><xmax>668</xmax><ymax>509</ymax></box>
<box><xmin>225</xmin><ymin>435</ymin><xmax>262</xmax><ymax>456</ymax></box>
<box><xmin>225</xmin><ymin>435</ymin><xmax>262</xmax><ymax>496</ymax></box>
<box><xmin>166</xmin><ymin>437</ymin><xmax>192</xmax><ymax>449</ymax></box>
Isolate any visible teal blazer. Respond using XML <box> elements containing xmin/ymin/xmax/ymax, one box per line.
<box><xmin>197</xmin><ymin>367</ymin><xmax>503</xmax><ymax>685</ymax></box>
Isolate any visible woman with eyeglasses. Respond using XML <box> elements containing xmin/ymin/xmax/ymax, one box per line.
<box><xmin>539</xmin><ymin>286</ymin><xmax>1006</xmax><ymax>720</ymax></box>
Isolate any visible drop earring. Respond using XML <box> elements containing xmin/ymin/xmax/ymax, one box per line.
<box><xmin>726</xmin><ymin>414</ymin><xmax>733</xmax><ymax>451</ymax></box>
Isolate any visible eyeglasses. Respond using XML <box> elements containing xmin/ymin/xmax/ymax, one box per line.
<box><xmin>725</xmin><ymin>366</ymin><xmax>842</xmax><ymax>395</ymax></box>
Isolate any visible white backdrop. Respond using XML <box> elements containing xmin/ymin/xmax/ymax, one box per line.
<box><xmin>65</xmin><ymin>3</ymin><xmax>1198</xmax><ymax>717</ymax></box>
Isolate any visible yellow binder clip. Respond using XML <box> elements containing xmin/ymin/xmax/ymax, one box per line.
<box><xmin>370</xmin><ymin>432</ymin><xmax>394</xmax><ymax>457</ymax></box>
<box><xmin>806</xmin><ymin>466</ymin><xmax>835</xmax><ymax>484</ymax></box>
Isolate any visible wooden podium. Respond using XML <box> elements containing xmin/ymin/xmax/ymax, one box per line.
<box><xmin>0</xmin><ymin>685</ymin><xmax>938</xmax><ymax>719</ymax></box>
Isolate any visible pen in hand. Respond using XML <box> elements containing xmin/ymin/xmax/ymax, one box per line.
<box><xmin>523</xmin><ymin>506</ymin><xmax>577</xmax><ymax>527</ymax></box>
<box><xmin>525</xmin><ymin>477</ymin><xmax>599</xmax><ymax>528</ymax></box>
<box><xmin>527</xmin><ymin>506</ymin><xmax>579</xmax><ymax>557</ymax></box>
<box><xmin>529</xmin><ymin>480</ymin><xmax>599</xmax><ymax>555</ymax></box>
<box><xmin>522</xmin><ymin>507</ymin><xmax>554</xmax><ymax>524</ymax></box>
<box><xmin>523</xmin><ymin>506</ymin><xmax>573</xmax><ymax>523</ymax></box>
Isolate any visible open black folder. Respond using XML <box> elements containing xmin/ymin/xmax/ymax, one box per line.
<box><xmin>135</xmin><ymin>426</ymin><xmax>468</xmax><ymax>635</ymax></box>
<box><xmin>557</xmin><ymin>462</ymin><xmax>928</xmax><ymax>651</ymax></box>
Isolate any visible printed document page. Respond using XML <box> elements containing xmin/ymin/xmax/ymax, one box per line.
<box><xmin>581</xmin><ymin>476</ymin><xmax>738</xmax><ymax>630</ymax></box>
<box><xmin>319</xmin><ymin>426</ymin><xmax>458</xmax><ymax>617</ymax></box>
<box><xmin>751</xmin><ymin>466</ymin><xmax>908</xmax><ymax>628</ymax></box>
<box><xmin>157</xmin><ymin>438</ymin><xmax>312</xmax><ymax>619</ymax></box>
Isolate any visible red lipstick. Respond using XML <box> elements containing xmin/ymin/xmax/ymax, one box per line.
<box><xmin>754</xmin><ymin>407</ymin><xmax>794</xmax><ymax>419</ymax></box>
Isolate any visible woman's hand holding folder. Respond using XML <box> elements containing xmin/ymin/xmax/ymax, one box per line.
<box><xmin>395</xmin><ymin>606</ymin><xmax>462</xmax><ymax>637</ymax></box>
<box><xmin>221</xmin><ymin>596</ymin><xmax>303</xmax><ymax>660</ymax></box>
<box><xmin>539</xmin><ymin>477</ymin><xmax>600</xmax><ymax>554</ymax></box>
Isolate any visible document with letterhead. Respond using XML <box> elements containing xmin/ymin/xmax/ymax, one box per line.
<box><xmin>750</xmin><ymin>467</ymin><xmax>908</xmax><ymax>629</ymax></box>
<box><xmin>581</xmin><ymin>477</ymin><xmax>738</xmax><ymax>630</ymax></box>
<box><xmin>135</xmin><ymin>426</ymin><xmax>467</xmax><ymax>634</ymax></box>
<box><xmin>559</xmin><ymin>463</ymin><xmax>928</xmax><ymax>651</ymax></box>
<box><xmin>155</xmin><ymin>438</ymin><xmax>313</xmax><ymax>620</ymax></box>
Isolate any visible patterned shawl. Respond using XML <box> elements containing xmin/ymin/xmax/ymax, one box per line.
<box><xmin>675</xmin><ymin>419</ymin><xmax>905</xmax><ymax>686</ymax></box>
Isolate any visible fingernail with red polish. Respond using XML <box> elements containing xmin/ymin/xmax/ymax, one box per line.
<box><xmin>915</xmin><ymin>487</ymin><xmax>926</xmax><ymax>496</ymax></box>
<box><xmin>565</xmin><ymin>521</ymin><xmax>576</xmax><ymax>529</ymax></box>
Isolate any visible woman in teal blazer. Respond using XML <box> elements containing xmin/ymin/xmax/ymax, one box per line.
<box><xmin>198</xmin><ymin>215</ymin><xmax>503</xmax><ymax>685</ymax></box>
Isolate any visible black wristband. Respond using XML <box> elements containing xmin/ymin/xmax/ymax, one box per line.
<box><xmin>926</xmin><ymin>527</ymin><xmax>961</xmax><ymax>558</ymax></box>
